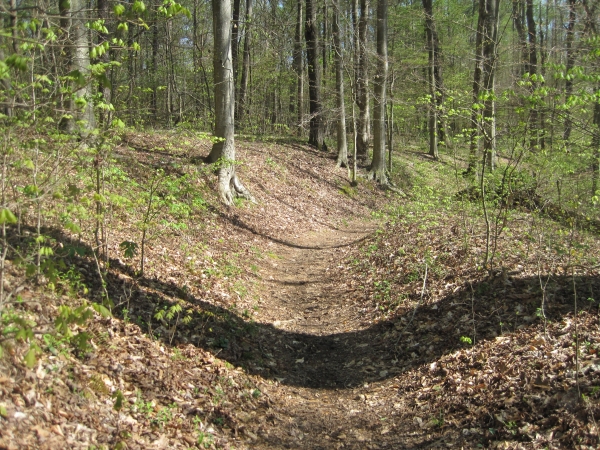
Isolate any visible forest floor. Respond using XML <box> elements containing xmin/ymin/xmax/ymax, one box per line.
<box><xmin>1</xmin><ymin>133</ymin><xmax>600</xmax><ymax>449</ymax></box>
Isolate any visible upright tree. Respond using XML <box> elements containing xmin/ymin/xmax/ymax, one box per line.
<box><xmin>423</xmin><ymin>0</ymin><xmax>438</xmax><ymax>159</ymax></box>
<box><xmin>355</xmin><ymin>0</ymin><xmax>370</xmax><ymax>161</ymax></box>
<box><xmin>369</xmin><ymin>0</ymin><xmax>388</xmax><ymax>182</ymax></box>
<box><xmin>206</xmin><ymin>0</ymin><xmax>253</xmax><ymax>205</ymax></box>
<box><xmin>333</xmin><ymin>0</ymin><xmax>348</xmax><ymax>167</ymax></box>
<box><xmin>237</xmin><ymin>0</ymin><xmax>253</xmax><ymax>122</ymax></box>
<box><xmin>305</xmin><ymin>0</ymin><xmax>326</xmax><ymax>150</ymax></box>
<box><xmin>293</xmin><ymin>0</ymin><xmax>304</xmax><ymax>134</ymax></box>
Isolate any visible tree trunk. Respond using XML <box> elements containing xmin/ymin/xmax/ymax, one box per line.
<box><xmin>369</xmin><ymin>0</ymin><xmax>387</xmax><ymax>183</ymax></box>
<box><xmin>512</xmin><ymin>0</ymin><xmax>528</xmax><ymax>77</ymax></box>
<box><xmin>333</xmin><ymin>0</ymin><xmax>348</xmax><ymax>167</ymax></box>
<box><xmin>466</xmin><ymin>0</ymin><xmax>486</xmax><ymax>174</ymax></box>
<box><xmin>97</xmin><ymin>0</ymin><xmax>112</xmax><ymax>128</ymax></box>
<box><xmin>356</xmin><ymin>0</ymin><xmax>370</xmax><ymax>161</ymax></box>
<box><xmin>64</xmin><ymin>0</ymin><xmax>95</xmax><ymax>136</ymax></box>
<box><xmin>526</xmin><ymin>0</ymin><xmax>538</xmax><ymax>150</ymax></box>
<box><xmin>305</xmin><ymin>0</ymin><xmax>326</xmax><ymax>150</ymax></box>
<box><xmin>423</xmin><ymin>0</ymin><xmax>438</xmax><ymax>159</ymax></box>
<box><xmin>232</xmin><ymin>0</ymin><xmax>241</xmax><ymax>91</ymax></box>
<box><xmin>481</xmin><ymin>0</ymin><xmax>500</xmax><ymax>171</ymax></box>
<box><xmin>237</xmin><ymin>0</ymin><xmax>253</xmax><ymax>122</ymax></box>
<box><xmin>206</xmin><ymin>0</ymin><xmax>253</xmax><ymax>205</ymax></box>
<box><xmin>293</xmin><ymin>0</ymin><xmax>304</xmax><ymax>134</ymax></box>
<box><xmin>563</xmin><ymin>0</ymin><xmax>576</xmax><ymax>143</ymax></box>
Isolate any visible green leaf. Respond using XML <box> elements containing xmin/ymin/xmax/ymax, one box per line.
<box><xmin>92</xmin><ymin>303</ymin><xmax>111</xmax><ymax>317</ymax></box>
<box><xmin>132</xmin><ymin>0</ymin><xmax>146</xmax><ymax>13</ymax></box>
<box><xmin>5</xmin><ymin>54</ymin><xmax>28</xmax><ymax>71</ymax></box>
<box><xmin>113</xmin><ymin>390</ymin><xmax>125</xmax><ymax>411</ymax></box>
<box><xmin>0</xmin><ymin>208</ymin><xmax>17</xmax><ymax>225</ymax></box>
<box><xmin>114</xmin><ymin>4</ymin><xmax>126</xmax><ymax>16</ymax></box>
<box><xmin>24</xmin><ymin>347</ymin><xmax>37</xmax><ymax>368</ymax></box>
<box><xmin>0</xmin><ymin>404</ymin><xmax>7</xmax><ymax>417</ymax></box>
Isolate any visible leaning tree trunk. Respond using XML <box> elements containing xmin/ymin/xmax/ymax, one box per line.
<box><xmin>206</xmin><ymin>0</ymin><xmax>253</xmax><ymax>205</ymax></box>
<box><xmin>305</xmin><ymin>0</ymin><xmax>326</xmax><ymax>150</ymax></box>
<box><xmin>369</xmin><ymin>0</ymin><xmax>387</xmax><ymax>183</ymax></box>
<box><xmin>333</xmin><ymin>0</ymin><xmax>348</xmax><ymax>167</ymax></box>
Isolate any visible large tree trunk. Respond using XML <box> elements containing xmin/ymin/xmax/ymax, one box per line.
<box><xmin>305</xmin><ymin>0</ymin><xmax>326</xmax><ymax>150</ymax></box>
<box><xmin>333</xmin><ymin>0</ymin><xmax>348</xmax><ymax>167</ymax></box>
<box><xmin>237</xmin><ymin>0</ymin><xmax>253</xmax><ymax>122</ymax></box>
<box><xmin>369</xmin><ymin>0</ymin><xmax>387</xmax><ymax>183</ymax></box>
<box><xmin>206</xmin><ymin>0</ymin><xmax>253</xmax><ymax>205</ymax></box>
<box><xmin>356</xmin><ymin>0</ymin><xmax>370</xmax><ymax>161</ymax></box>
<box><xmin>61</xmin><ymin>0</ymin><xmax>95</xmax><ymax>136</ymax></box>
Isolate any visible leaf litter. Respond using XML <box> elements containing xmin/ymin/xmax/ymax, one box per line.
<box><xmin>0</xmin><ymin>135</ymin><xmax>599</xmax><ymax>449</ymax></box>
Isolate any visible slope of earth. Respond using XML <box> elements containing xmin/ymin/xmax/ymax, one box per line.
<box><xmin>1</xmin><ymin>131</ymin><xmax>599</xmax><ymax>450</ymax></box>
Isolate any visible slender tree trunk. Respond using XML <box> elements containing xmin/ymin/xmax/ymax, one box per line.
<box><xmin>237</xmin><ymin>0</ymin><xmax>253</xmax><ymax>122</ymax></box>
<box><xmin>370</xmin><ymin>0</ymin><xmax>387</xmax><ymax>183</ymax></box>
<box><xmin>305</xmin><ymin>0</ymin><xmax>326</xmax><ymax>150</ymax></box>
<box><xmin>466</xmin><ymin>1</ymin><xmax>486</xmax><ymax>174</ymax></box>
<box><xmin>151</xmin><ymin>11</ymin><xmax>159</xmax><ymax>123</ymax></box>
<box><xmin>293</xmin><ymin>0</ymin><xmax>304</xmax><ymax>134</ymax></box>
<box><xmin>97</xmin><ymin>0</ymin><xmax>112</xmax><ymax>127</ymax></box>
<box><xmin>526</xmin><ymin>0</ymin><xmax>538</xmax><ymax>150</ymax></box>
<box><xmin>512</xmin><ymin>0</ymin><xmax>528</xmax><ymax>77</ymax></box>
<box><xmin>232</xmin><ymin>0</ymin><xmax>241</xmax><ymax>92</ymax></box>
<box><xmin>206</xmin><ymin>0</ymin><xmax>252</xmax><ymax>205</ymax></box>
<box><xmin>356</xmin><ymin>0</ymin><xmax>370</xmax><ymax>161</ymax></box>
<box><xmin>563</xmin><ymin>0</ymin><xmax>576</xmax><ymax>143</ymax></box>
<box><xmin>423</xmin><ymin>0</ymin><xmax>438</xmax><ymax>159</ymax></box>
<box><xmin>481</xmin><ymin>0</ymin><xmax>500</xmax><ymax>171</ymax></box>
<box><xmin>592</xmin><ymin>88</ymin><xmax>600</xmax><ymax>196</ymax></box>
<box><xmin>333</xmin><ymin>0</ymin><xmax>348</xmax><ymax>167</ymax></box>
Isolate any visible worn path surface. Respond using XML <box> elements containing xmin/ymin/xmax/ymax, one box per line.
<box><xmin>246</xmin><ymin>222</ymin><xmax>441</xmax><ymax>449</ymax></box>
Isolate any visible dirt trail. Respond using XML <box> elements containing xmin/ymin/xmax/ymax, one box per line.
<box><xmin>246</xmin><ymin>222</ymin><xmax>433</xmax><ymax>449</ymax></box>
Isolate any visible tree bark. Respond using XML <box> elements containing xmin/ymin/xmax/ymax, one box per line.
<box><xmin>369</xmin><ymin>0</ymin><xmax>387</xmax><ymax>183</ymax></box>
<box><xmin>481</xmin><ymin>0</ymin><xmax>500</xmax><ymax>171</ymax></box>
<box><xmin>293</xmin><ymin>0</ymin><xmax>304</xmax><ymax>134</ymax></box>
<box><xmin>526</xmin><ymin>0</ymin><xmax>538</xmax><ymax>150</ymax></box>
<box><xmin>356</xmin><ymin>0</ymin><xmax>370</xmax><ymax>161</ymax></box>
<box><xmin>305</xmin><ymin>0</ymin><xmax>326</xmax><ymax>150</ymax></box>
<box><xmin>563</xmin><ymin>0</ymin><xmax>576</xmax><ymax>143</ymax></box>
<box><xmin>237</xmin><ymin>0</ymin><xmax>253</xmax><ymax>122</ymax></box>
<box><xmin>333</xmin><ymin>0</ymin><xmax>348</xmax><ymax>167</ymax></box>
<box><xmin>62</xmin><ymin>0</ymin><xmax>95</xmax><ymax>136</ymax></box>
<box><xmin>423</xmin><ymin>0</ymin><xmax>438</xmax><ymax>159</ymax></box>
<box><xmin>466</xmin><ymin>0</ymin><xmax>486</xmax><ymax>174</ymax></box>
<box><xmin>206</xmin><ymin>0</ymin><xmax>253</xmax><ymax>205</ymax></box>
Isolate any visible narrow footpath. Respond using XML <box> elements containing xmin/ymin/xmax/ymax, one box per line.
<box><xmin>245</xmin><ymin>223</ymin><xmax>446</xmax><ymax>449</ymax></box>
